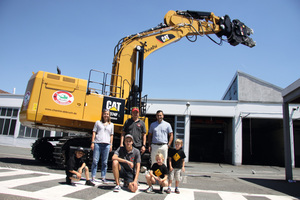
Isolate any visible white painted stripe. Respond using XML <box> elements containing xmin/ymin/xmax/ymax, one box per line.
<box><xmin>0</xmin><ymin>169</ymin><xmax>33</xmax><ymax>177</ymax></box>
<box><xmin>0</xmin><ymin>185</ymin><xmax>81</xmax><ymax>200</ymax></box>
<box><xmin>218</xmin><ymin>191</ymin><xmax>248</xmax><ymax>200</ymax></box>
<box><xmin>32</xmin><ymin>180</ymin><xmax>94</xmax><ymax>199</ymax></box>
<box><xmin>164</xmin><ymin>187</ymin><xmax>194</xmax><ymax>200</ymax></box>
<box><xmin>1</xmin><ymin>173</ymin><xmax>65</xmax><ymax>188</ymax></box>
<box><xmin>265</xmin><ymin>195</ymin><xmax>297</xmax><ymax>200</ymax></box>
<box><xmin>92</xmin><ymin>189</ymin><xmax>140</xmax><ymax>200</ymax></box>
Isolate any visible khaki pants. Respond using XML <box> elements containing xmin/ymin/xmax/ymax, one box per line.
<box><xmin>151</xmin><ymin>144</ymin><xmax>168</xmax><ymax>166</ymax></box>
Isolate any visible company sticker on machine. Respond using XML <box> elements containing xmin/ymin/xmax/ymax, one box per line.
<box><xmin>156</xmin><ymin>34</ymin><xmax>175</xmax><ymax>43</ymax></box>
<box><xmin>23</xmin><ymin>91</ymin><xmax>31</xmax><ymax>107</ymax></box>
<box><xmin>52</xmin><ymin>91</ymin><xmax>74</xmax><ymax>105</ymax></box>
<box><xmin>103</xmin><ymin>96</ymin><xmax>125</xmax><ymax>124</ymax></box>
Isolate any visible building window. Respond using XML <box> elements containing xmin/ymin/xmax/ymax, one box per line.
<box><xmin>0</xmin><ymin>107</ymin><xmax>19</xmax><ymax>136</ymax></box>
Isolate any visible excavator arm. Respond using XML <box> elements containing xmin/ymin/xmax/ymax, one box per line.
<box><xmin>110</xmin><ymin>10</ymin><xmax>255</xmax><ymax>113</ymax></box>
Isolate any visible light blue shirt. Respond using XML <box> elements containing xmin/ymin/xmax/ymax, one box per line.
<box><xmin>149</xmin><ymin>120</ymin><xmax>173</xmax><ymax>144</ymax></box>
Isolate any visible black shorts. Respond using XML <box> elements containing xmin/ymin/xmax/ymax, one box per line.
<box><xmin>119</xmin><ymin>165</ymin><xmax>134</xmax><ymax>183</ymax></box>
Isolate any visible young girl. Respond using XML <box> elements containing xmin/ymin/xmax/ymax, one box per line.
<box><xmin>145</xmin><ymin>153</ymin><xmax>168</xmax><ymax>194</ymax></box>
<box><xmin>91</xmin><ymin>109</ymin><xmax>114</xmax><ymax>183</ymax></box>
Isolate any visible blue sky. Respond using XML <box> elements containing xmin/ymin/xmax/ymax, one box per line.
<box><xmin>1</xmin><ymin>0</ymin><xmax>299</xmax><ymax>100</ymax></box>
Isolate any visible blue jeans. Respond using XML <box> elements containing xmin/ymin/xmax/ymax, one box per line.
<box><xmin>91</xmin><ymin>143</ymin><xmax>110</xmax><ymax>178</ymax></box>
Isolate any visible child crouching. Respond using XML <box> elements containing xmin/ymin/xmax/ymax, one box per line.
<box><xmin>145</xmin><ymin>153</ymin><xmax>168</xmax><ymax>194</ymax></box>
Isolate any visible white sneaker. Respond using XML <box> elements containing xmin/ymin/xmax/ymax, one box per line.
<box><xmin>113</xmin><ymin>185</ymin><xmax>121</xmax><ymax>192</ymax></box>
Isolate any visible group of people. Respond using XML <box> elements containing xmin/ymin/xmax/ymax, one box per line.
<box><xmin>65</xmin><ymin>108</ymin><xmax>186</xmax><ymax>194</ymax></box>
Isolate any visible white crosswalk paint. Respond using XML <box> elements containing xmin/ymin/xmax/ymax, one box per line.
<box><xmin>164</xmin><ymin>187</ymin><xmax>194</xmax><ymax>200</ymax></box>
<box><xmin>1</xmin><ymin>173</ymin><xmax>65</xmax><ymax>188</ymax></box>
<box><xmin>0</xmin><ymin>167</ymin><xmax>297</xmax><ymax>200</ymax></box>
<box><xmin>218</xmin><ymin>191</ymin><xmax>248</xmax><ymax>200</ymax></box>
<box><xmin>0</xmin><ymin>169</ymin><xmax>36</xmax><ymax>177</ymax></box>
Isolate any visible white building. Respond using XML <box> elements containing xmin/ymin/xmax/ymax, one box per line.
<box><xmin>1</xmin><ymin>71</ymin><xmax>299</xmax><ymax>167</ymax></box>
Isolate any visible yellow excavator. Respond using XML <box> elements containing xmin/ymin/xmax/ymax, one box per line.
<box><xmin>20</xmin><ymin>10</ymin><xmax>255</xmax><ymax>168</ymax></box>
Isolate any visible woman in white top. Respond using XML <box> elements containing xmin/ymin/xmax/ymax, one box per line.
<box><xmin>91</xmin><ymin>109</ymin><xmax>114</xmax><ymax>182</ymax></box>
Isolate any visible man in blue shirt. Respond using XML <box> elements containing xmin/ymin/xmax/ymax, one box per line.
<box><xmin>148</xmin><ymin>110</ymin><xmax>173</xmax><ymax>165</ymax></box>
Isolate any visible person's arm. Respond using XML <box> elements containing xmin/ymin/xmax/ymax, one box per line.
<box><xmin>70</xmin><ymin>162</ymin><xmax>86</xmax><ymax>179</ymax></box>
<box><xmin>182</xmin><ymin>160</ymin><xmax>185</xmax><ymax>172</ymax></box>
<box><xmin>91</xmin><ymin>131</ymin><xmax>96</xmax><ymax>150</ymax></box>
<box><xmin>168</xmin><ymin>132</ymin><xmax>173</xmax><ymax>147</ymax></box>
<box><xmin>149</xmin><ymin>170</ymin><xmax>157</xmax><ymax>179</ymax></box>
<box><xmin>78</xmin><ymin>162</ymin><xmax>86</xmax><ymax>174</ymax></box>
<box><xmin>148</xmin><ymin>132</ymin><xmax>152</xmax><ymax>152</ymax></box>
<box><xmin>168</xmin><ymin>157</ymin><xmax>173</xmax><ymax>172</ymax></box>
<box><xmin>133</xmin><ymin>162</ymin><xmax>141</xmax><ymax>183</ymax></box>
<box><xmin>110</xmin><ymin>134</ymin><xmax>113</xmax><ymax>152</ymax></box>
<box><xmin>161</xmin><ymin>174</ymin><xmax>168</xmax><ymax>182</ymax></box>
<box><xmin>112</xmin><ymin>154</ymin><xmax>134</xmax><ymax>168</ymax></box>
<box><xmin>141</xmin><ymin>133</ymin><xmax>146</xmax><ymax>154</ymax></box>
<box><xmin>120</xmin><ymin>131</ymin><xmax>125</xmax><ymax>147</ymax></box>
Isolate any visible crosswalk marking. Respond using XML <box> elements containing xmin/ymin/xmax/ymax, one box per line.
<box><xmin>0</xmin><ymin>167</ymin><xmax>297</xmax><ymax>200</ymax></box>
<box><xmin>3</xmin><ymin>174</ymin><xmax>64</xmax><ymax>188</ymax></box>
<box><xmin>0</xmin><ymin>169</ymin><xmax>36</xmax><ymax>177</ymax></box>
<box><xmin>164</xmin><ymin>187</ymin><xmax>194</xmax><ymax>200</ymax></box>
<box><xmin>218</xmin><ymin>191</ymin><xmax>248</xmax><ymax>200</ymax></box>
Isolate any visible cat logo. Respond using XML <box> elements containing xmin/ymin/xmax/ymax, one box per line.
<box><xmin>103</xmin><ymin>96</ymin><xmax>125</xmax><ymax>124</ymax></box>
<box><xmin>156</xmin><ymin>34</ymin><xmax>175</xmax><ymax>43</ymax></box>
<box><xmin>106</xmin><ymin>101</ymin><xmax>122</xmax><ymax>112</ymax></box>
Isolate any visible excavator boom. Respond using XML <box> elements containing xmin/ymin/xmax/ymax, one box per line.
<box><xmin>110</xmin><ymin>10</ymin><xmax>255</xmax><ymax>110</ymax></box>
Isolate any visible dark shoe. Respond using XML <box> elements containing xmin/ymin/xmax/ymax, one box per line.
<box><xmin>123</xmin><ymin>181</ymin><xmax>129</xmax><ymax>188</ymax></box>
<box><xmin>166</xmin><ymin>187</ymin><xmax>171</xmax><ymax>194</ymax></box>
<box><xmin>66</xmin><ymin>177</ymin><xmax>72</xmax><ymax>185</ymax></box>
<box><xmin>175</xmin><ymin>188</ymin><xmax>180</xmax><ymax>194</ymax></box>
<box><xmin>159</xmin><ymin>186</ymin><xmax>164</xmax><ymax>194</ymax></box>
<box><xmin>85</xmin><ymin>180</ymin><xmax>95</xmax><ymax>186</ymax></box>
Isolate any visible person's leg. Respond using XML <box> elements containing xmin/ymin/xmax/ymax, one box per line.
<box><xmin>174</xmin><ymin>169</ymin><xmax>181</xmax><ymax>193</ymax></box>
<box><xmin>145</xmin><ymin>174</ymin><xmax>152</xmax><ymax>186</ymax></box>
<box><xmin>84</xmin><ymin>166</ymin><xmax>90</xmax><ymax>180</ymax></box>
<box><xmin>84</xmin><ymin>166</ymin><xmax>95</xmax><ymax>186</ymax></box>
<box><xmin>161</xmin><ymin>144</ymin><xmax>168</xmax><ymax>166</ymax></box>
<box><xmin>65</xmin><ymin>170</ymin><xmax>72</xmax><ymax>185</ymax></box>
<box><xmin>167</xmin><ymin>169</ymin><xmax>174</xmax><ymax>193</ymax></box>
<box><xmin>91</xmin><ymin>143</ymin><xmax>100</xmax><ymax>179</ymax></box>
<box><xmin>150</xmin><ymin>144</ymin><xmax>159</xmax><ymax>166</ymax></box>
<box><xmin>112</xmin><ymin>160</ymin><xmax>120</xmax><ymax>185</ymax></box>
<box><xmin>100</xmin><ymin>143</ymin><xmax>110</xmax><ymax>179</ymax></box>
<box><xmin>145</xmin><ymin>174</ymin><xmax>154</xmax><ymax>192</ymax></box>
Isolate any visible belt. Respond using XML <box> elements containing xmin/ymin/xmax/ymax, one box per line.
<box><xmin>152</xmin><ymin>143</ymin><xmax>167</xmax><ymax>145</ymax></box>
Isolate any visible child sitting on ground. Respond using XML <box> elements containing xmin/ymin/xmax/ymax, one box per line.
<box><xmin>145</xmin><ymin>153</ymin><xmax>168</xmax><ymax>194</ymax></box>
<box><xmin>166</xmin><ymin>139</ymin><xmax>186</xmax><ymax>194</ymax></box>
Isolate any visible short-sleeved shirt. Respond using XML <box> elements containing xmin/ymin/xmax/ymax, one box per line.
<box><xmin>168</xmin><ymin>147</ymin><xmax>186</xmax><ymax>169</ymax></box>
<box><xmin>123</xmin><ymin>118</ymin><xmax>146</xmax><ymax>147</ymax></box>
<box><xmin>150</xmin><ymin>163</ymin><xmax>168</xmax><ymax>179</ymax></box>
<box><xmin>114</xmin><ymin>146</ymin><xmax>141</xmax><ymax>174</ymax></box>
<box><xmin>149</xmin><ymin>120</ymin><xmax>173</xmax><ymax>144</ymax></box>
<box><xmin>66</xmin><ymin>154</ymin><xmax>84</xmax><ymax>172</ymax></box>
<box><xmin>92</xmin><ymin>121</ymin><xmax>114</xmax><ymax>144</ymax></box>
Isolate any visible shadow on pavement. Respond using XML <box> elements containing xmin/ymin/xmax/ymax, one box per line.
<box><xmin>241</xmin><ymin>178</ymin><xmax>300</xmax><ymax>198</ymax></box>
